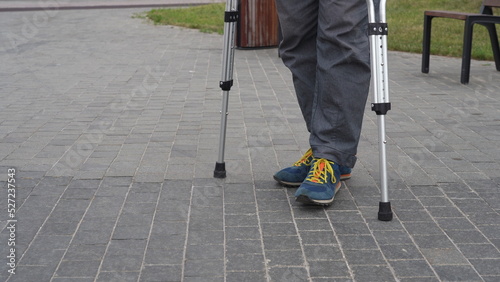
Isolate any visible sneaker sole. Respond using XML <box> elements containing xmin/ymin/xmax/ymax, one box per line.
<box><xmin>273</xmin><ymin>175</ymin><xmax>302</xmax><ymax>187</ymax></box>
<box><xmin>340</xmin><ymin>173</ymin><xmax>351</xmax><ymax>181</ymax></box>
<box><xmin>274</xmin><ymin>174</ymin><xmax>351</xmax><ymax>187</ymax></box>
<box><xmin>295</xmin><ymin>182</ymin><xmax>342</xmax><ymax>206</ymax></box>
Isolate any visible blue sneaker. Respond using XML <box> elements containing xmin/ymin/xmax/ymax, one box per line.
<box><xmin>339</xmin><ymin>165</ymin><xmax>352</xmax><ymax>180</ymax></box>
<box><xmin>274</xmin><ymin>149</ymin><xmax>352</xmax><ymax>186</ymax></box>
<box><xmin>295</xmin><ymin>158</ymin><xmax>341</xmax><ymax>205</ymax></box>
<box><xmin>273</xmin><ymin>148</ymin><xmax>314</xmax><ymax>186</ymax></box>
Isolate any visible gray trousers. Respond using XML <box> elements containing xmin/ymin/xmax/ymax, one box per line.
<box><xmin>275</xmin><ymin>0</ymin><xmax>371</xmax><ymax>168</ymax></box>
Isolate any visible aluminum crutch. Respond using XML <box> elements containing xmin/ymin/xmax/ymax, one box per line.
<box><xmin>367</xmin><ymin>0</ymin><xmax>393</xmax><ymax>221</ymax></box>
<box><xmin>366</xmin><ymin>0</ymin><xmax>392</xmax><ymax>221</ymax></box>
<box><xmin>214</xmin><ymin>0</ymin><xmax>238</xmax><ymax>178</ymax></box>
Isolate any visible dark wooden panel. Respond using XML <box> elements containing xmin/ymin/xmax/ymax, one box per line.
<box><xmin>238</xmin><ymin>0</ymin><xmax>279</xmax><ymax>48</ymax></box>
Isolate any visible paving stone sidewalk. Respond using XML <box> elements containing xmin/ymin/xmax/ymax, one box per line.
<box><xmin>1</xmin><ymin>6</ymin><xmax>500</xmax><ymax>282</ymax></box>
<box><xmin>0</xmin><ymin>0</ymin><xmax>224</xmax><ymax>12</ymax></box>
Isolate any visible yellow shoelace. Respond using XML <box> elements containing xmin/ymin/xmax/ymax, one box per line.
<box><xmin>305</xmin><ymin>158</ymin><xmax>337</xmax><ymax>184</ymax></box>
<box><xmin>293</xmin><ymin>148</ymin><xmax>313</xmax><ymax>167</ymax></box>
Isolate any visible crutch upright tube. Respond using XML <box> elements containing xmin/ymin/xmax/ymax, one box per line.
<box><xmin>367</xmin><ymin>0</ymin><xmax>393</xmax><ymax>221</ymax></box>
<box><xmin>214</xmin><ymin>0</ymin><xmax>238</xmax><ymax>178</ymax></box>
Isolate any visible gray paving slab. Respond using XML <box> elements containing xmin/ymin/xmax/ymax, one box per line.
<box><xmin>0</xmin><ymin>5</ymin><xmax>500</xmax><ymax>282</ymax></box>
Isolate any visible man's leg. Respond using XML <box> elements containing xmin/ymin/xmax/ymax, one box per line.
<box><xmin>294</xmin><ymin>0</ymin><xmax>370</xmax><ymax>205</ymax></box>
<box><xmin>273</xmin><ymin>0</ymin><xmax>357</xmax><ymax>188</ymax></box>
<box><xmin>310</xmin><ymin>0</ymin><xmax>371</xmax><ymax>168</ymax></box>
<box><xmin>274</xmin><ymin>0</ymin><xmax>318</xmax><ymax>132</ymax></box>
<box><xmin>273</xmin><ymin>0</ymin><xmax>319</xmax><ymax>187</ymax></box>
<box><xmin>275</xmin><ymin>0</ymin><xmax>371</xmax><ymax>168</ymax></box>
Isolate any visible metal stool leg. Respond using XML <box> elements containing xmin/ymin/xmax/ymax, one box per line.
<box><xmin>461</xmin><ymin>19</ymin><xmax>474</xmax><ymax>84</ymax></box>
<box><xmin>422</xmin><ymin>15</ymin><xmax>433</xmax><ymax>74</ymax></box>
<box><xmin>485</xmin><ymin>23</ymin><xmax>500</xmax><ymax>71</ymax></box>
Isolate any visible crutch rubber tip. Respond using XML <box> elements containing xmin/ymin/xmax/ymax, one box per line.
<box><xmin>378</xmin><ymin>202</ymin><xmax>393</xmax><ymax>221</ymax></box>
<box><xmin>214</xmin><ymin>162</ymin><xmax>226</xmax><ymax>178</ymax></box>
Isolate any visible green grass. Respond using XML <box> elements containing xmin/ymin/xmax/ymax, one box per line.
<box><xmin>387</xmin><ymin>0</ymin><xmax>499</xmax><ymax>60</ymax></box>
<box><xmin>144</xmin><ymin>1</ymin><xmax>499</xmax><ymax>60</ymax></box>
<box><xmin>145</xmin><ymin>4</ymin><xmax>225</xmax><ymax>34</ymax></box>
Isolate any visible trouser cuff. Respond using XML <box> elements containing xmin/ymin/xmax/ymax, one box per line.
<box><xmin>311</xmin><ymin>145</ymin><xmax>357</xmax><ymax>168</ymax></box>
